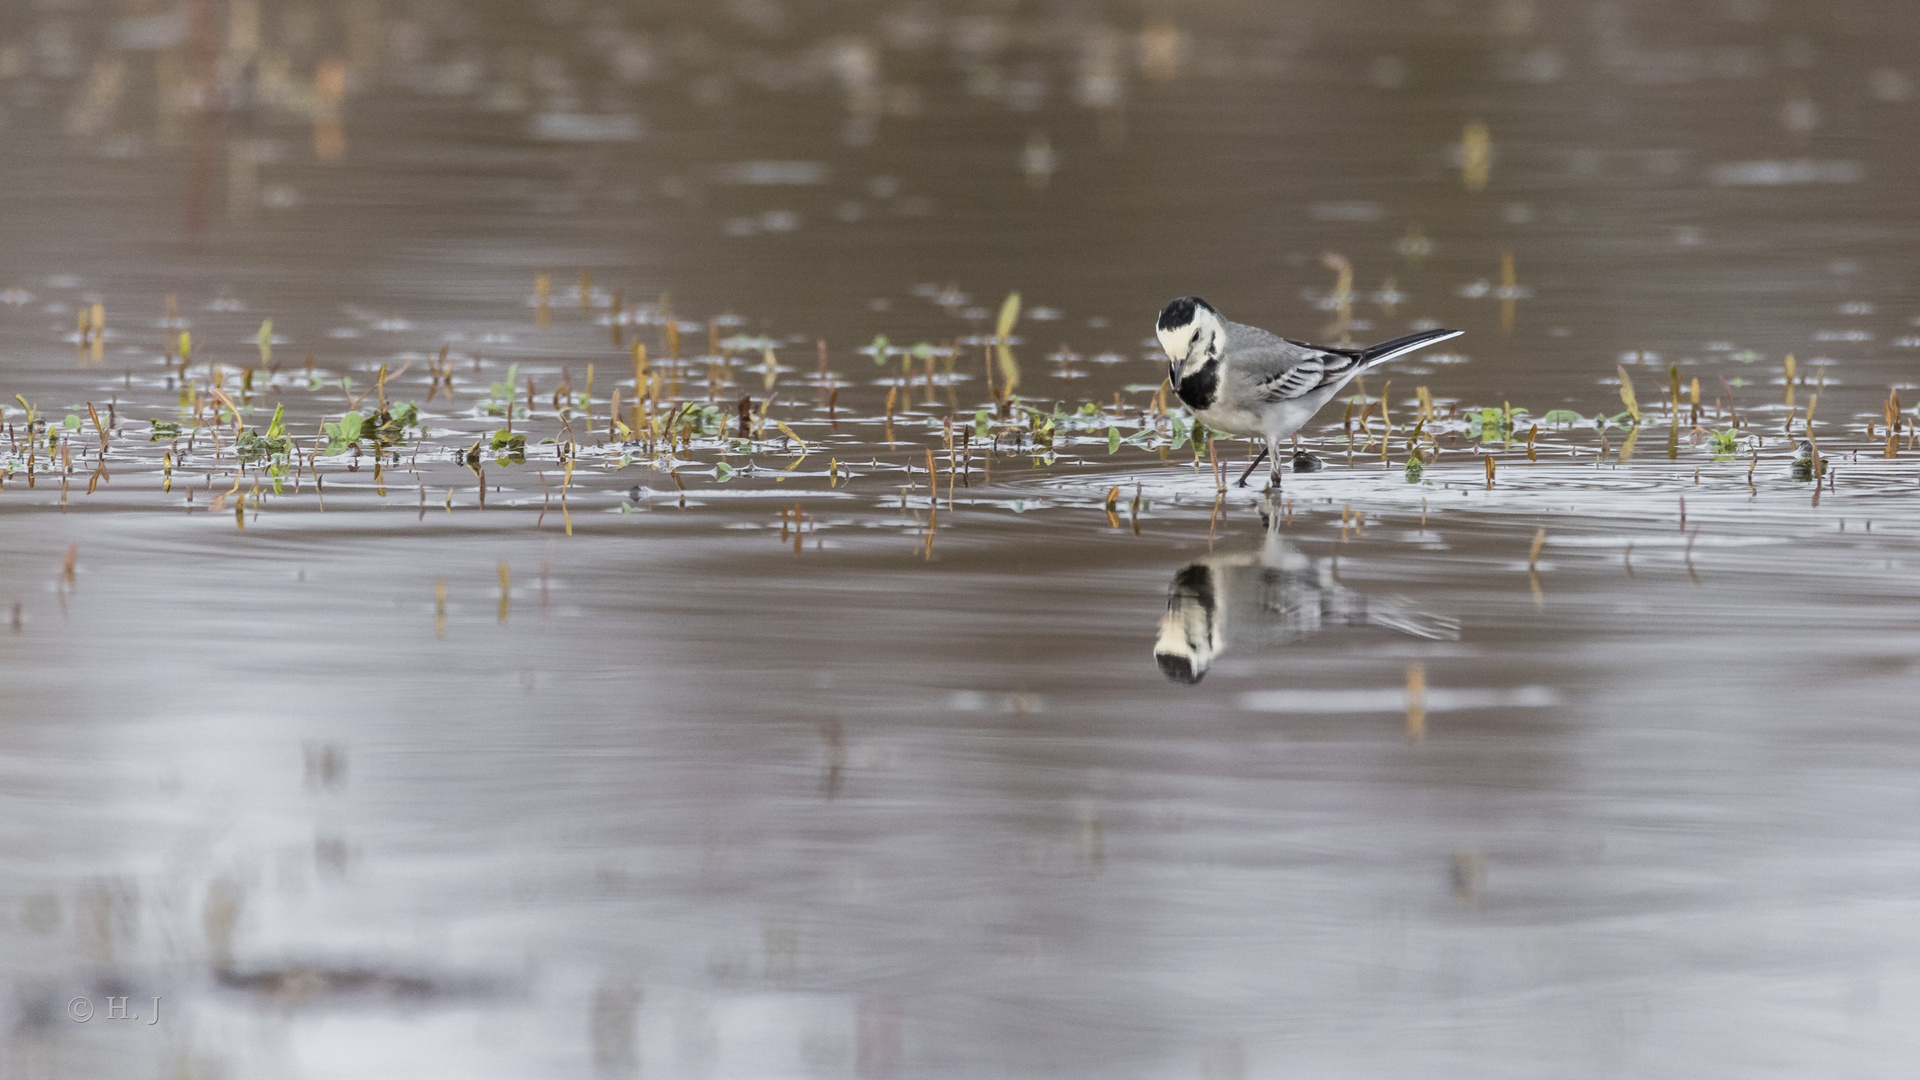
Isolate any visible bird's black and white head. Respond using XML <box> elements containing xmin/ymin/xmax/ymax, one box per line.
<box><xmin>1155</xmin><ymin>296</ymin><xmax>1225</xmax><ymax>381</ymax></box>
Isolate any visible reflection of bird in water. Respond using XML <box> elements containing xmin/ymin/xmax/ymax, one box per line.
<box><xmin>1154</xmin><ymin>510</ymin><xmax>1459</xmax><ymax>684</ymax></box>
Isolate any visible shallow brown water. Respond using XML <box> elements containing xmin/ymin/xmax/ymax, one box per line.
<box><xmin>5</xmin><ymin>2</ymin><xmax>1920</xmax><ymax>1077</ymax></box>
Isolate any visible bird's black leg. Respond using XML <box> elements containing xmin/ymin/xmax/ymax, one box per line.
<box><xmin>1235</xmin><ymin>447</ymin><xmax>1270</xmax><ymax>488</ymax></box>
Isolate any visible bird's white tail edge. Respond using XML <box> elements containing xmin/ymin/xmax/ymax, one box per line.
<box><xmin>1361</xmin><ymin>328</ymin><xmax>1464</xmax><ymax>367</ymax></box>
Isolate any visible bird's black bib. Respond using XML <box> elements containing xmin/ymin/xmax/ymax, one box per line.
<box><xmin>1172</xmin><ymin>360</ymin><xmax>1219</xmax><ymax>412</ymax></box>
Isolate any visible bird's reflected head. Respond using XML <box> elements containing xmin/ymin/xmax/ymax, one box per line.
<box><xmin>1154</xmin><ymin>564</ymin><xmax>1223</xmax><ymax>684</ymax></box>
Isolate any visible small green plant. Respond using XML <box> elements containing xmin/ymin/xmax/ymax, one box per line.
<box><xmin>482</xmin><ymin>364</ymin><xmax>522</xmax><ymax>418</ymax></box>
<box><xmin>237</xmin><ymin>404</ymin><xmax>292</xmax><ymax>462</ymax></box>
<box><xmin>660</xmin><ymin>401</ymin><xmax>723</xmax><ymax>440</ymax></box>
<box><xmin>1467</xmin><ymin>406</ymin><xmax>1527</xmax><ymax>442</ymax></box>
<box><xmin>362</xmin><ymin>403</ymin><xmax>420</xmax><ymax>445</ymax></box>
<box><xmin>1541</xmin><ymin>409</ymin><xmax>1581</xmax><ymax>427</ymax></box>
<box><xmin>488</xmin><ymin>427</ymin><xmax>526</xmax><ymax>465</ymax></box>
<box><xmin>1707</xmin><ymin>428</ymin><xmax>1739</xmax><ymax>457</ymax></box>
<box><xmin>149</xmin><ymin>420</ymin><xmax>181</xmax><ymax>441</ymax></box>
<box><xmin>323</xmin><ymin>410</ymin><xmax>364</xmax><ymax>452</ymax></box>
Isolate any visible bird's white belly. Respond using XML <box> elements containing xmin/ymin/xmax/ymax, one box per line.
<box><xmin>1193</xmin><ymin>402</ymin><xmax>1265</xmax><ymax>438</ymax></box>
<box><xmin>1196</xmin><ymin>398</ymin><xmax>1318</xmax><ymax>442</ymax></box>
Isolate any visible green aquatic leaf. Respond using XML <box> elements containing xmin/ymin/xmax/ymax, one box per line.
<box><xmin>974</xmin><ymin>408</ymin><xmax>991</xmax><ymax>439</ymax></box>
<box><xmin>869</xmin><ymin>335</ymin><xmax>890</xmax><ymax>365</ymax></box>
<box><xmin>488</xmin><ymin>429</ymin><xmax>526</xmax><ymax>465</ymax></box>
<box><xmin>1541</xmin><ymin>409</ymin><xmax>1581</xmax><ymax>427</ymax></box>
<box><xmin>236</xmin><ymin>428</ymin><xmax>291</xmax><ymax>463</ymax></box>
<box><xmin>1404</xmin><ymin>457</ymin><xmax>1424</xmax><ymax>482</ymax></box>
<box><xmin>63</xmin><ymin>414</ymin><xmax>80</xmax><ymax>430</ymax></box>
<box><xmin>488</xmin><ymin>363</ymin><xmax>520</xmax><ymax>404</ymax></box>
<box><xmin>322</xmin><ymin>410</ymin><xmax>365</xmax><ymax>452</ymax></box>
<box><xmin>715</xmin><ymin>461</ymin><xmax>735</xmax><ymax>483</ymax></box>
<box><xmin>149</xmin><ymin>420</ymin><xmax>181</xmax><ymax>441</ymax></box>
<box><xmin>1107</xmin><ymin>425</ymin><xmax>1121</xmax><ymax>453</ymax></box>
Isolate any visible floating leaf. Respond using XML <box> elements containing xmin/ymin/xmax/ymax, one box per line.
<box><xmin>487</xmin><ymin>428</ymin><xmax>526</xmax><ymax>465</ymax></box>
<box><xmin>323</xmin><ymin>410</ymin><xmax>364</xmax><ymax>450</ymax></box>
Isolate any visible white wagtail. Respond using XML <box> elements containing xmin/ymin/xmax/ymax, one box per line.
<box><xmin>1154</xmin><ymin>509</ymin><xmax>1459</xmax><ymax>684</ymax></box>
<box><xmin>1155</xmin><ymin>296</ymin><xmax>1462</xmax><ymax>486</ymax></box>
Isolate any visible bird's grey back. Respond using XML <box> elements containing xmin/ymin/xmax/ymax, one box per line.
<box><xmin>1221</xmin><ymin>318</ymin><xmax>1296</xmax><ymax>354</ymax></box>
<box><xmin>1218</xmin><ymin>319</ymin><xmax>1326</xmax><ymax>392</ymax></box>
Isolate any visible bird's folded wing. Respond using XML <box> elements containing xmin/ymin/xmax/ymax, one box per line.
<box><xmin>1245</xmin><ymin>346</ymin><xmax>1363</xmax><ymax>402</ymax></box>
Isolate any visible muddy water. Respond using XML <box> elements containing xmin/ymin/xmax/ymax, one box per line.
<box><xmin>5</xmin><ymin>2</ymin><xmax>1920</xmax><ymax>1077</ymax></box>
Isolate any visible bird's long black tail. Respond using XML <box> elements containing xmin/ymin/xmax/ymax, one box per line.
<box><xmin>1358</xmin><ymin>328</ymin><xmax>1464</xmax><ymax>367</ymax></box>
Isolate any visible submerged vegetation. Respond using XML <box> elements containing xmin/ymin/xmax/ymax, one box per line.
<box><xmin>0</xmin><ymin>271</ymin><xmax>1908</xmax><ymax>546</ymax></box>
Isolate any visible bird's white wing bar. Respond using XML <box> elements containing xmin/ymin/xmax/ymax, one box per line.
<box><xmin>1256</xmin><ymin>348</ymin><xmax>1369</xmax><ymax>401</ymax></box>
<box><xmin>1260</xmin><ymin>361</ymin><xmax>1325</xmax><ymax>400</ymax></box>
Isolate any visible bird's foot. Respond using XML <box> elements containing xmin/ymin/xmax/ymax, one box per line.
<box><xmin>1290</xmin><ymin>450</ymin><xmax>1326</xmax><ymax>473</ymax></box>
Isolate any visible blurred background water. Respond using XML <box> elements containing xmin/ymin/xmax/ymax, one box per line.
<box><xmin>4</xmin><ymin>1</ymin><xmax>1920</xmax><ymax>1077</ymax></box>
